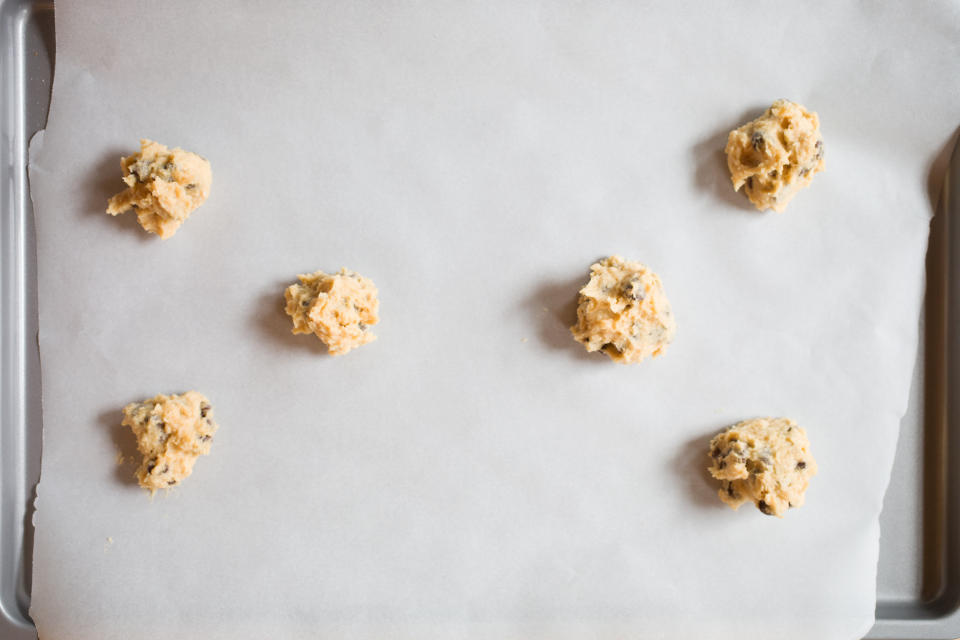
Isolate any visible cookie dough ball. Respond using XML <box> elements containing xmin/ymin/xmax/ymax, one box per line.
<box><xmin>570</xmin><ymin>255</ymin><xmax>676</xmax><ymax>364</ymax></box>
<box><xmin>707</xmin><ymin>417</ymin><xmax>817</xmax><ymax>517</ymax></box>
<box><xmin>106</xmin><ymin>139</ymin><xmax>212</xmax><ymax>238</ymax></box>
<box><xmin>122</xmin><ymin>391</ymin><xmax>218</xmax><ymax>492</ymax></box>
<box><xmin>284</xmin><ymin>268</ymin><xmax>379</xmax><ymax>355</ymax></box>
<box><xmin>725</xmin><ymin>100</ymin><xmax>824</xmax><ymax>213</ymax></box>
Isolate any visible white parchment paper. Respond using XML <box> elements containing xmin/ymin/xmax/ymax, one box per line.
<box><xmin>27</xmin><ymin>1</ymin><xmax>960</xmax><ymax>638</ymax></box>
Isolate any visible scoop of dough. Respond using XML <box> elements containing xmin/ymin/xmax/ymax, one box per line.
<box><xmin>122</xmin><ymin>391</ymin><xmax>218</xmax><ymax>492</ymax></box>
<box><xmin>707</xmin><ymin>417</ymin><xmax>817</xmax><ymax>517</ymax></box>
<box><xmin>284</xmin><ymin>268</ymin><xmax>379</xmax><ymax>356</ymax></box>
<box><xmin>570</xmin><ymin>255</ymin><xmax>676</xmax><ymax>364</ymax></box>
<box><xmin>106</xmin><ymin>139</ymin><xmax>212</xmax><ymax>238</ymax></box>
<box><xmin>725</xmin><ymin>99</ymin><xmax>824</xmax><ymax>213</ymax></box>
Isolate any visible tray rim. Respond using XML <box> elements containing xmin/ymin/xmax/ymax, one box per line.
<box><xmin>0</xmin><ymin>1</ymin><xmax>48</xmax><ymax>639</ymax></box>
<box><xmin>866</xmin><ymin>138</ymin><xmax>960</xmax><ymax>638</ymax></box>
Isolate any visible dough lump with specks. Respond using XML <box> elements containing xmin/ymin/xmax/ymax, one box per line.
<box><xmin>708</xmin><ymin>417</ymin><xmax>817</xmax><ymax>517</ymax></box>
<box><xmin>122</xmin><ymin>391</ymin><xmax>218</xmax><ymax>492</ymax></box>
<box><xmin>725</xmin><ymin>100</ymin><xmax>824</xmax><ymax>213</ymax></box>
<box><xmin>284</xmin><ymin>268</ymin><xmax>379</xmax><ymax>355</ymax></box>
<box><xmin>570</xmin><ymin>255</ymin><xmax>676</xmax><ymax>364</ymax></box>
<box><xmin>106</xmin><ymin>139</ymin><xmax>212</xmax><ymax>238</ymax></box>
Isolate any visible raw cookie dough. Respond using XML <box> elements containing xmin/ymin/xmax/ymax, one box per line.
<box><xmin>121</xmin><ymin>391</ymin><xmax>218</xmax><ymax>492</ymax></box>
<box><xmin>707</xmin><ymin>417</ymin><xmax>817</xmax><ymax>517</ymax></box>
<box><xmin>106</xmin><ymin>139</ymin><xmax>212</xmax><ymax>238</ymax></box>
<box><xmin>284</xmin><ymin>268</ymin><xmax>379</xmax><ymax>355</ymax></box>
<box><xmin>570</xmin><ymin>255</ymin><xmax>676</xmax><ymax>364</ymax></box>
<box><xmin>725</xmin><ymin>99</ymin><xmax>824</xmax><ymax>213</ymax></box>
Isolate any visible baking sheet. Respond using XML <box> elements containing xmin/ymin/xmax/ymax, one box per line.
<box><xmin>26</xmin><ymin>1</ymin><xmax>960</xmax><ymax>638</ymax></box>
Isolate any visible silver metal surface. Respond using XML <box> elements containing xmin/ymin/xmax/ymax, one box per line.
<box><xmin>866</xmin><ymin>131</ymin><xmax>960</xmax><ymax>639</ymax></box>
<box><xmin>1</xmin><ymin>1</ymin><xmax>957</xmax><ymax>637</ymax></box>
<box><xmin>1</xmin><ymin>1</ymin><xmax>49</xmax><ymax>638</ymax></box>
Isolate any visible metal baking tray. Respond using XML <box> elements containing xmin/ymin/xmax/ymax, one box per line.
<box><xmin>0</xmin><ymin>1</ymin><xmax>957</xmax><ymax>638</ymax></box>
